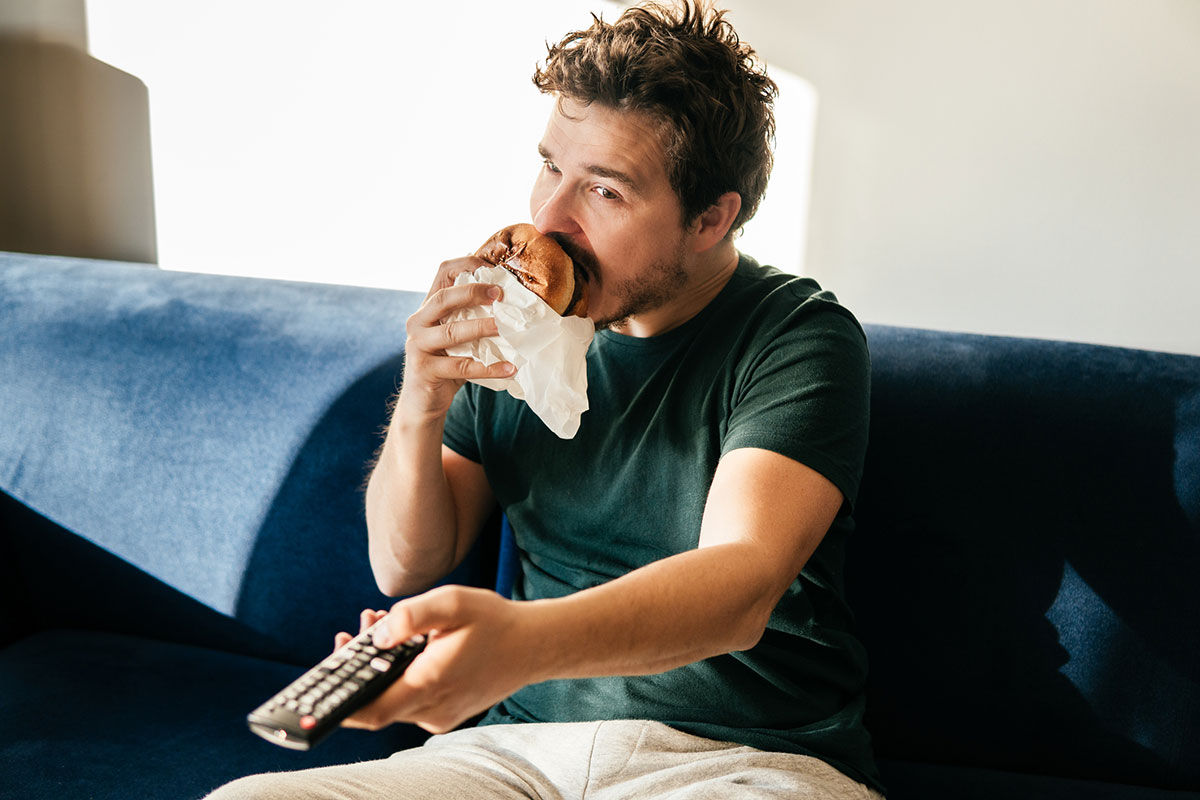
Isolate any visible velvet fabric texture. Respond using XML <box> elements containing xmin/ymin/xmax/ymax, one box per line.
<box><xmin>2</xmin><ymin>250</ymin><xmax>1198</xmax><ymax>799</ymax></box>
<box><xmin>849</xmin><ymin>326</ymin><xmax>1200</xmax><ymax>796</ymax></box>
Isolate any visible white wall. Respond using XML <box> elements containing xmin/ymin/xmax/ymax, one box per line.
<box><xmin>83</xmin><ymin>1</ymin><xmax>1198</xmax><ymax>355</ymax></box>
<box><xmin>83</xmin><ymin>0</ymin><xmax>815</xmax><ymax>290</ymax></box>
<box><xmin>720</xmin><ymin>0</ymin><xmax>1200</xmax><ymax>355</ymax></box>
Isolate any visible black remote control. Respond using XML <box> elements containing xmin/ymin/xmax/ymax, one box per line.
<box><xmin>247</xmin><ymin>621</ymin><xmax>426</xmax><ymax>750</ymax></box>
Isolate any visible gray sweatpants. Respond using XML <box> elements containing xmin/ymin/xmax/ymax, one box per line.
<box><xmin>207</xmin><ymin>720</ymin><xmax>885</xmax><ymax>800</ymax></box>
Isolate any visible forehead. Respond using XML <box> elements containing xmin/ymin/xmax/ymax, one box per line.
<box><xmin>539</xmin><ymin>97</ymin><xmax>671</xmax><ymax>193</ymax></box>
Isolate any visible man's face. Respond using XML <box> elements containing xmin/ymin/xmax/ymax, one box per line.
<box><xmin>530</xmin><ymin>98</ymin><xmax>692</xmax><ymax>330</ymax></box>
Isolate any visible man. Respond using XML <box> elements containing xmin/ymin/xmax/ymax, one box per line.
<box><xmin>211</xmin><ymin>2</ymin><xmax>883</xmax><ymax>797</ymax></box>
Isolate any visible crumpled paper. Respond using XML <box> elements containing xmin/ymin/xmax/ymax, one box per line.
<box><xmin>446</xmin><ymin>265</ymin><xmax>594</xmax><ymax>438</ymax></box>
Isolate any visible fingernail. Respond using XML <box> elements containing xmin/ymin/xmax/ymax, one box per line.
<box><xmin>487</xmin><ymin>286</ymin><xmax>501</xmax><ymax>300</ymax></box>
<box><xmin>500</xmin><ymin>363</ymin><xmax>516</xmax><ymax>377</ymax></box>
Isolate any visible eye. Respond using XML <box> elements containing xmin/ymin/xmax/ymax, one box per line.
<box><xmin>542</xmin><ymin>159</ymin><xmax>561</xmax><ymax>174</ymax></box>
<box><xmin>593</xmin><ymin>185</ymin><xmax>619</xmax><ymax>201</ymax></box>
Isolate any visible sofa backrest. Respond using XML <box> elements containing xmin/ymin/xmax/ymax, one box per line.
<box><xmin>848</xmin><ymin>324</ymin><xmax>1200</xmax><ymax>790</ymax></box>
<box><xmin>7</xmin><ymin>252</ymin><xmax>1198</xmax><ymax>788</ymax></box>
<box><xmin>0</xmin><ymin>252</ymin><xmax>494</xmax><ymax>665</ymax></box>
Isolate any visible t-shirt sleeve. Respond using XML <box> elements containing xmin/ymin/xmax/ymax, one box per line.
<box><xmin>721</xmin><ymin>299</ymin><xmax>871</xmax><ymax>510</ymax></box>
<box><xmin>442</xmin><ymin>384</ymin><xmax>483</xmax><ymax>463</ymax></box>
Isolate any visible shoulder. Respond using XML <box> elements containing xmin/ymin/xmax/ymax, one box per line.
<box><xmin>719</xmin><ymin>253</ymin><xmax>868</xmax><ymax>360</ymax></box>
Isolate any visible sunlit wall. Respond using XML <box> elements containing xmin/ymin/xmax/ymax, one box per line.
<box><xmin>85</xmin><ymin>0</ymin><xmax>815</xmax><ymax>291</ymax></box>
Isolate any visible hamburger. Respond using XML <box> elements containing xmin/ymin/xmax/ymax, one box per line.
<box><xmin>474</xmin><ymin>224</ymin><xmax>588</xmax><ymax>317</ymax></box>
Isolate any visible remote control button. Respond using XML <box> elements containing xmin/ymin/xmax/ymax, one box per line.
<box><xmin>299</xmin><ymin>715</ymin><xmax>317</xmax><ymax>730</ymax></box>
<box><xmin>370</xmin><ymin>657</ymin><xmax>392</xmax><ymax>672</ymax></box>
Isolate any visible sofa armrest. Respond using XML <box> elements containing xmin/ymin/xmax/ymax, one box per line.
<box><xmin>0</xmin><ymin>251</ymin><xmax>500</xmax><ymax>665</ymax></box>
<box><xmin>1</xmin><ymin>488</ymin><xmax>297</xmax><ymax>659</ymax></box>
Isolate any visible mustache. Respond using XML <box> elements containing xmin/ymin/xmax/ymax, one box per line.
<box><xmin>548</xmin><ymin>234</ymin><xmax>598</xmax><ymax>281</ymax></box>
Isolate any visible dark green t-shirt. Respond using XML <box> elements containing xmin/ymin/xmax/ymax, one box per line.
<box><xmin>442</xmin><ymin>254</ymin><xmax>880</xmax><ymax>790</ymax></box>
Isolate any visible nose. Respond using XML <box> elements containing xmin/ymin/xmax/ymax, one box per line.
<box><xmin>530</xmin><ymin>179</ymin><xmax>582</xmax><ymax>237</ymax></box>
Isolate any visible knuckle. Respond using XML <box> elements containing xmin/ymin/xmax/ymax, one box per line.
<box><xmin>440</xmin><ymin>319</ymin><xmax>463</xmax><ymax>345</ymax></box>
<box><xmin>429</xmin><ymin>583</ymin><xmax>459</xmax><ymax>602</ymax></box>
<box><xmin>453</xmin><ymin>358</ymin><xmax>476</xmax><ymax>379</ymax></box>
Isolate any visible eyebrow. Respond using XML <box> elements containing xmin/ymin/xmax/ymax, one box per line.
<box><xmin>538</xmin><ymin>144</ymin><xmax>642</xmax><ymax>194</ymax></box>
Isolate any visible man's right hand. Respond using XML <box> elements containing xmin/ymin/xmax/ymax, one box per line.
<box><xmin>396</xmin><ymin>256</ymin><xmax>516</xmax><ymax>425</ymax></box>
<box><xmin>365</xmin><ymin>257</ymin><xmax>505</xmax><ymax>597</ymax></box>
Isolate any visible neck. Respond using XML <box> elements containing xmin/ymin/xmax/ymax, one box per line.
<box><xmin>610</xmin><ymin>241</ymin><xmax>740</xmax><ymax>338</ymax></box>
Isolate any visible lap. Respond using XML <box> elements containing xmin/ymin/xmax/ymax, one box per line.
<box><xmin>205</xmin><ymin>721</ymin><xmax>883</xmax><ymax>800</ymax></box>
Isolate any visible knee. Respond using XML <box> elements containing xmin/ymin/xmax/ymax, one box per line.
<box><xmin>204</xmin><ymin>772</ymin><xmax>285</xmax><ymax>800</ymax></box>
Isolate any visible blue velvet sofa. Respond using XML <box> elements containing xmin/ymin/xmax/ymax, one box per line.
<box><xmin>2</xmin><ymin>249</ymin><xmax>1197</xmax><ymax>800</ymax></box>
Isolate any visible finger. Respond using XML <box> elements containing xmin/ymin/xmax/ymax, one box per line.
<box><xmin>374</xmin><ymin>586</ymin><xmax>470</xmax><ymax>649</ymax></box>
<box><xmin>339</xmin><ymin>668</ymin><xmax>430</xmax><ymax>731</ymax></box>
<box><xmin>427</xmin><ymin>256</ymin><xmax>489</xmax><ymax>296</ymax></box>
<box><xmin>406</xmin><ymin>349</ymin><xmax>517</xmax><ymax>383</ymax></box>
<box><xmin>412</xmin><ymin>283</ymin><xmax>503</xmax><ymax>330</ymax></box>
<box><xmin>410</xmin><ymin>315</ymin><xmax>501</xmax><ymax>355</ymax></box>
<box><xmin>333</xmin><ymin>631</ymin><xmax>352</xmax><ymax>650</ymax></box>
<box><xmin>341</xmin><ymin>667</ymin><xmax>443</xmax><ymax>731</ymax></box>
<box><xmin>359</xmin><ymin>608</ymin><xmax>390</xmax><ymax>634</ymax></box>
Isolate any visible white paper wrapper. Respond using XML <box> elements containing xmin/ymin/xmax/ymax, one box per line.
<box><xmin>446</xmin><ymin>265</ymin><xmax>594</xmax><ymax>438</ymax></box>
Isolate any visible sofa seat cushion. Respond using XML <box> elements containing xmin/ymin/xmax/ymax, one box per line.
<box><xmin>879</xmin><ymin>759</ymin><xmax>1200</xmax><ymax>800</ymax></box>
<box><xmin>0</xmin><ymin>629</ymin><xmax>429</xmax><ymax>800</ymax></box>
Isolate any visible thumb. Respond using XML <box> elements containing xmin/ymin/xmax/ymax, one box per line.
<box><xmin>373</xmin><ymin>585</ymin><xmax>471</xmax><ymax>648</ymax></box>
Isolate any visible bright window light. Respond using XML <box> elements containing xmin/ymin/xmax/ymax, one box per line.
<box><xmin>85</xmin><ymin>0</ymin><xmax>815</xmax><ymax>289</ymax></box>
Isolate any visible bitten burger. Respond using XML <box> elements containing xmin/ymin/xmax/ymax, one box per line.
<box><xmin>474</xmin><ymin>224</ymin><xmax>589</xmax><ymax>317</ymax></box>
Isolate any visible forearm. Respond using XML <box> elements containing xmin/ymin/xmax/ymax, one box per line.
<box><xmin>522</xmin><ymin>542</ymin><xmax>788</xmax><ymax>681</ymax></box>
<box><xmin>365</xmin><ymin>409</ymin><xmax>459</xmax><ymax>596</ymax></box>
<box><xmin>358</xmin><ymin>542</ymin><xmax>790</xmax><ymax>735</ymax></box>
<box><xmin>365</xmin><ymin>261</ymin><xmax>510</xmax><ymax>596</ymax></box>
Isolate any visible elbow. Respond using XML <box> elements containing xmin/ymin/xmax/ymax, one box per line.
<box><xmin>368</xmin><ymin>551</ymin><xmax>405</xmax><ymax>597</ymax></box>
<box><xmin>367</xmin><ymin>538</ymin><xmax>432</xmax><ymax>598</ymax></box>
<box><xmin>369</xmin><ymin>553</ymin><xmax>441</xmax><ymax>599</ymax></box>
<box><xmin>729</xmin><ymin>593</ymin><xmax>778</xmax><ymax>653</ymax></box>
<box><xmin>731</xmin><ymin>616</ymin><xmax>769</xmax><ymax>653</ymax></box>
<box><xmin>372</xmin><ymin>566</ymin><xmax>408</xmax><ymax>599</ymax></box>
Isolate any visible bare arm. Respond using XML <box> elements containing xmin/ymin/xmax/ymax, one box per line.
<box><xmin>352</xmin><ymin>447</ymin><xmax>844</xmax><ymax>733</ymax></box>
<box><xmin>365</xmin><ymin>258</ymin><xmax>511</xmax><ymax>597</ymax></box>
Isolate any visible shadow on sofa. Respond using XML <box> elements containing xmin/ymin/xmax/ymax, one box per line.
<box><xmin>849</xmin><ymin>327</ymin><xmax>1200</xmax><ymax>797</ymax></box>
<box><xmin>232</xmin><ymin>350</ymin><xmax>499</xmax><ymax>666</ymax></box>
<box><xmin>0</xmin><ymin>350</ymin><xmax>502</xmax><ymax>799</ymax></box>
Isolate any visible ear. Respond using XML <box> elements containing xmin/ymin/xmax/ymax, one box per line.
<box><xmin>688</xmin><ymin>191</ymin><xmax>742</xmax><ymax>252</ymax></box>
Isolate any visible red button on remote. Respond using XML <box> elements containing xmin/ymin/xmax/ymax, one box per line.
<box><xmin>299</xmin><ymin>715</ymin><xmax>317</xmax><ymax>730</ymax></box>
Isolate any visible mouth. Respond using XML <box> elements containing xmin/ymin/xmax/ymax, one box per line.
<box><xmin>549</xmin><ymin>234</ymin><xmax>598</xmax><ymax>284</ymax></box>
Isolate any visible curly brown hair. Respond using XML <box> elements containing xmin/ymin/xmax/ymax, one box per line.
<box><xmin>533</xmin><ymin>1</ymin><xmax>778</xmax><ymax>235</ymax></box>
